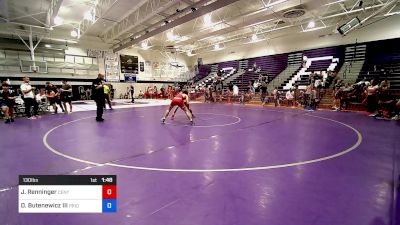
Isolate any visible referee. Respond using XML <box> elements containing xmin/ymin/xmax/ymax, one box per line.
<box><xmin>92</xmin><ymin>74</ymin><xmax>105</xmax><ymax>122</ymax></box>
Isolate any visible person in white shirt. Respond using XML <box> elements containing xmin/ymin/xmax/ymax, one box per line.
<box><xmin>272</xmin><ymin>87</ymin><xmax>281</xmax><ymax>107</ymax></box>
<box><xmin>232</xmin><ymin>85</ymin><xmax>239</xmax><ymax>96</ymax></box>
<box><xmin>365</xmin><ymin>79</ymin><xmax>379</xmax><ymax>114</ymax></box>
<box><xmin>20</xmin><ymin>77</ymin><xmax>39</xmax><ymax>119</ymax></box>
<box><xmin>286</xmin><ymin>89</ymin><xmax>294</xmax><ymax>107</ymax></box>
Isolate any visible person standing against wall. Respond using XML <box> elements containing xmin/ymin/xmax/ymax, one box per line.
<box><xmin>130</xmin><ymin>85</ymin><xmax>135</xmax><ymax>103</ymax></box>
<box><xmin>60</xmin><ymin>79</ymin><xmax>73</xmax><ymax>113</ymax></box>
<box><xmin>104</xmin><ymin>84</ymin><xmax>113</xmax><ymax>110</ymax></box>
<box><xmin>92</xmin><ymin>74</ymin><xmax>105</xmax><ymax>122</ymax></box>
<box><xmin>20</xmin><ymin>77</ymin><xmax>39</xmax><ymax>119</ymax></box>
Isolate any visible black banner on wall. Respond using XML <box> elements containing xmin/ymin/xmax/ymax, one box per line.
<box><xmin>120</xmin><ymin>55</ymin><xmax>138</xmax><ymax>73</ymax></box>
<box><xmin>140</xmin><ymin>62</ymin><xmax>144</xmax><ymax>72</ymax></box>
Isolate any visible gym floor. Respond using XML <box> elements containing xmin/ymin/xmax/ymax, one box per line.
<box><xmin>1</xmin><ymin>102</ymin><xmax>399</xmax><ymax>225</ymax></box>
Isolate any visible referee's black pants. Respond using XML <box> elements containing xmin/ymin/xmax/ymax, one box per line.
<box><xmin>23</xmin><ymin>97</ymin><xmax>38</xmax><ymax>118</ymax></box>
<box><xmin>95</xmin><ymin>98</ymin><xmax>105</xmax><ymax>119</ymax></box>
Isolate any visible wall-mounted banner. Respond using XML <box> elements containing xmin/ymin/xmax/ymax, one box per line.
<box><xmin>140</xmin><ymin>62</ymin><xmax>144</xmax><ymax>72</ymax></box>
<box><xmin>124</xmin><ymin>73</ymin><xmax>137</xmax><ymax>83</ymax></box>
<box><xmin>104</xmin><ymin>52</ymin><xmax>120</xmax><ymax>82</ymax></box>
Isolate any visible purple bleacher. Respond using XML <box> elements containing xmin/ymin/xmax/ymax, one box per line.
<box><xmin>195</xmin><ymin>65</ymin><xmax>211</xmax><ymax>82</ymax></box>
<box><xmin>306</xmin><ymin>59</ymin><xmax>332</xmax><ymax>72</ymax></box>
<box><xmin>358</xmin><ymin>38</ymin><xmax>400</xmax><ymax>90</ymax></box>
<box><xmin>364</xmin><ymin>38</ymin><xmax>400</xmax><ymax>64</ymax></box>
<box><xmin>230</xmin><ymin>54</ymin><xmax>288</xmax><ymax>90</ymax></box>
<box><xmin>303</xmin><ymin>46</ymin><xmax>344</xmax><ymax>59</ymax></box>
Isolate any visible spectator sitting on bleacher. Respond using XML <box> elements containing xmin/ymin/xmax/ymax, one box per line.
<box><xmin>253</xmin><ymin>78</ymin><xmax>260</xmax><ymax>92</ymax></box>
<box><xmin>247</xmin><ymin>81</ymin><xmax>255</xmax><ymax>95</ymax></box>
<box><xmin>370</xmin><ymin>78</ymin><xmax>395</xmax><ymax>119</ymax></box>
<box><xmin>309</xmin><ymin>72</ymin><xmax>315</xmax><ymax>84</ymax></box>
<box><xmin>249</xmin><ymin>63</ymin><xmax>257</xmax><ymax>72</ymax></box>
<box><xmin>243</xmin><ymin>81</ymin><xmax>255</xmax><ymax>102</ymax></box>
<box><xmin>1</xmin><ymin>82</ymin><xmax>16</xmax><ymax>123</ymax></box>
<box><xmin>217</xmin><ymin>70</ymin><xmax>222</xmax><ymax>77</ymax></box>
<box><xmin>354</xmin><ymin>77</ymin><xmax>367</xmax><ymax>95</ymax></box>
<box><xmin>380</xmin><ymin>79</ymin><xmax>390</xmax><ymax>91</ymax></box>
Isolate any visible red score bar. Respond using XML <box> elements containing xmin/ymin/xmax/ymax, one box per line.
<box><xmin>102</xmin><ymin>185</ymin><xmax>117</xmax><ymax>199</ymax></box>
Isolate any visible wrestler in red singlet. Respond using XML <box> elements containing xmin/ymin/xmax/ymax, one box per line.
<box><xmin>170</xmin><ymin>92</ymin><xmax>185</xmax><ymax>109</ymax></box>
<box><xmin>161</xmin><ymin>88</ymin><xmax>194</xmax><ymax>125</ymax></box>
<box><xmin>171</xmin><ymin>90</ymin><xmax>194</xmax><ymax>119</ymax></box>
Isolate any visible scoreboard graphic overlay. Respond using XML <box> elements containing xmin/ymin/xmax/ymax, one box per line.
<box><xmin>19</xmin><ymin>175</ymin><xmax>117</xmax><ymax>213</ymax></box>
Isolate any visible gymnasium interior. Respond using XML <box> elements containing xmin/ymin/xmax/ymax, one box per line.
<box><xmin>0</xmin><ymin>0</ymin><xmax>400</xmax><ymax>224</ymax></box>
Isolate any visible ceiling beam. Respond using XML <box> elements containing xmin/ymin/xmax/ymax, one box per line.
<box><xmin>102</xmin><ymin>0</ymin><xmax>181</xmax><ymax>42</ymax></box>
<box><xmin>79</xmin><ymin>0</ymin><xmax>119</xmax><ymax>37</ymax></box>
<box><xmin>181</xmin><ymin>0</ymin><xmax>194</xmax><ymax>4</ymax></box>
<box><xmin>177</xmin><ymin>0</ymin><xmax>301</xmax><ymax>46</ymax></box>
<box><xmin>47</xmin><ymin>0</ymin><xmax>63</xmax><ymax>27</ymax></box>
<box><xmin>121</xmin><ymin>0</ymin><xmax>212</xmax><ymax>45</ymax></box>
<box><xmin>0</xmin><ymin>0</ymin><xmax>9</xmax><ymax>22</ymax></box>
<box><xmin>113</xmin><ymin>0</ymin><xmax>242</xmax><ymax>52</ymax></box>
<box><xmin>193</xmin><ymin>1</ymin><xmax>390</xmax><ymax>52</ymax></box>
<box><xmin>98</xmin><ymin>0</ymin><xmax>149</xmax><ymax>37</ymax></box>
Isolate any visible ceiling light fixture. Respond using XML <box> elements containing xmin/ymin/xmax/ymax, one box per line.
<box><xmin>70</xmin><ymin>30</ymin><xmax>78</xmax><ymax>37</ymax></box>
<box><xmin>187</xmin><ymin>50</ymin><xmax>194</xmax><ymax>56</ymax></box>
<box><xmin>213</xmin><ymin>43</ymin><xmax>224</xmax><ymax>51</ymax></box>
<box><xmin>44</xmin><ymin>44</ymin><xmax>51</xmax><ymax>48</ymax></box>
<box><xmin>307</xmin><ymin>20</ymin><xmax>315</xmax><ymax>28</ymax></box>
<box><xmin>204</xmin><ymin>14</ymin><xmax>212</xmax><ymax>26</ymax></box>
<box><xmin>251</xmin><ymin>34</ymin><xmax>258</xmax><ymax>42</ymax></box>
<box><xmin>53</xmin><ymin>16</ymin><xmax>63</xmax><ymax>25</ymax></box>
<box><xmin>84</xmin><ymin>11</ymin><xmax>94</xmax><ymax>21</ymax></box>
<box><xmin>141</xmin><ymin>41</ymin><xmax>150</xmax><ymax>49</ymax></box>
<box><xmin>167</xmin><ymin>30</ymin><xmax>175</xmax><ymax>41</ymax></box>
